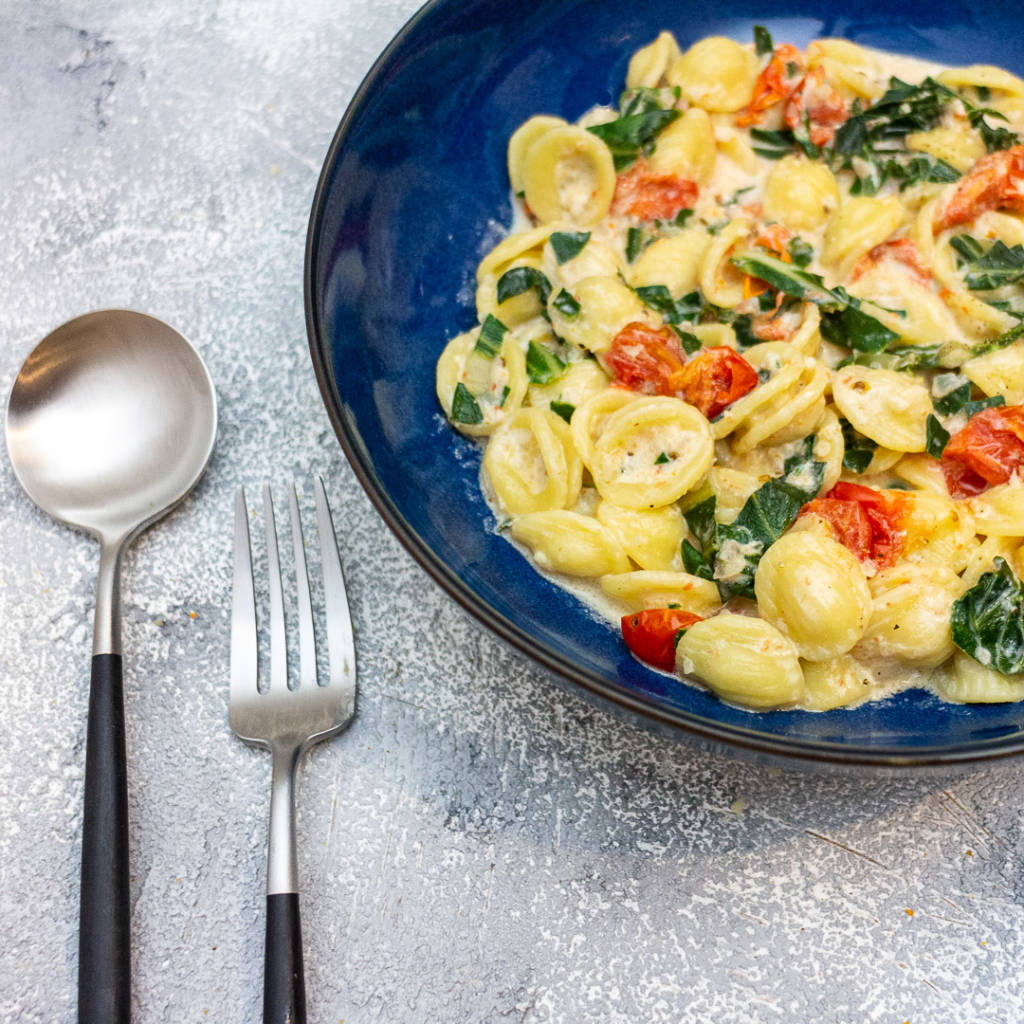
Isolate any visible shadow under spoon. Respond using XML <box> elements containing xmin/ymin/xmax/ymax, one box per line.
<box><xmin>5</xmin><ymin>309</ymin><xmax>217</xmax><ymax>1024</ymax></box>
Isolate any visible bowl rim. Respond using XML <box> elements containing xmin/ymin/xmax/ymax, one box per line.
<box><xmin>304</xmin><ymin>0</ymin><xmax>1024</xmax><ymax>769</ymax></box>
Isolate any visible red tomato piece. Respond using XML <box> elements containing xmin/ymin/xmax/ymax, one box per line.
<box><xmin>676</xmin><ymin>347</ymin><xmax>759</xmax><ymax>419</ymax></box>
<box><xmin>800</xmin><ymin>482</ymin><xmax>911</xmax><ymax>570</ymax></box>
<box><xmin>851</xmin><ymin>238</ymin><xmax>932</xmax><ymax>286</ymax></box>
<box><xmin>605</xmin><ymin>323</ymin><xmax>688</xmax><ymax>395</ymax></box>
<box><xmin>942</xmin><ymin>405</ymin><xmax>1024</xmax><ymax>497</ymax></box>
<box><xmin>933</xmin><ymin>145</ymin><xmax>1024</xmax><ymax>232</ymax></box>
<box><xmin>737</xmin><ymin>44</ymin><xmax>805</xmax><ymax>127</ymax></box>
<box><xmin>784</xmin><ymin>66</ymin><xmax>849</xmax><ymax>147</ymax></box>
<box><xmin>621</xmin><ymin>608</ymin><xmax>703</xmax><ymax>671</ymax></box>
<box><xmin>611</xmin><ymin>156</ymin><xmax>699</xmax><ymax>221</ymax></box>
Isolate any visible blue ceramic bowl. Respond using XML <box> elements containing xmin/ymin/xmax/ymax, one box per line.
<box><xmin>306</xmin><ymin>0</ymin><xmax>1024</xmax><ymax>767</ymax></box>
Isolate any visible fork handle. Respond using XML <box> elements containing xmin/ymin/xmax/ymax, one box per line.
<box><xmin>79</xmin><ymin>653</ymin><xmax>131</xmax><ymax>1024</ymax></box>
<box><xmin>264</xmin><ymin>892</ymin><xmax>306</xmax><ymax>1023</ymax></box>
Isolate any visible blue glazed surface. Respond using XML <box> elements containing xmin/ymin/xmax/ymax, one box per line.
<box><xmin>306</xmin><ymin>0</ymin><xmax>1024</xmax><ymax>764</ymax></box>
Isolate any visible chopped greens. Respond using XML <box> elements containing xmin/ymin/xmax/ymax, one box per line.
<box><xmin>838</xmin><ymin>343</ymin><xmax>944</xmax><ymax>372</ymax></box>
<box><xmin>634</xmin><ymin>285</ymin><xmax>703</xmax><ymax>324</ymax></box>
<box><xmin>753</xmin><ymin>24</ymin><xmax>774</xmax><ymax>57</ymax></box>
<box><xmin>925</xmin><ymin>413</ymin><xmax>950</xmax><ymax>458</ymax></box>
<box><xmin>525</xmin><ymin>341</ymin><xmax>567</xmax><ymax>385</ymax></box>
<box><xmin>451</xmin><ymin>382</ymin><xmax>483</xmax><ymax>425</ymax></box>
<box><xmin>474</xmin><ymin>314</ymin><xmax>507</xmax><ymax>358</ymax></box>
<box><xmin>820</xmin><ymin>306</ymin><xmax>901</xmax><ymax>353</ymax></box>
<box><xmin>496</xmin><ymin>265</ymin><xmax>551</xmax><ymax>307</ymax></box>
<box><xmin>951</xmin><ymin>558</ymin><xmax>1024</xmax><ymax>675</ymax></box>
<box><xmin>549</xmin><ymin>231</ymin><xmax>591</xmax><ymax>264</ymax></box>
<box><xmin>714</xmin><ymin>437</ymin><xmax>826</xmax><ymax>599</ymax></box>
<box><xmin>749</xmin><ymin>127</ymin><xmax>797</xmax><ymax>160</ymax></box>
<box><xmin>549</xmin><ymin>400</ymin><xmax>575</xmax><ymax>423</ymax></box>
<box><xmin>841</xmin><ymin>419</ymin><xmax>877</xmax><ymax>474</ymax></box>
<box><xmin>951</xmin><ymin>235</ymin><xmax>1024</xmax><ymax>291</ymax></box>
<box><xmin>654</xmin><ymin>451</ymin><xmax>671</xmax><ymax>465</ymax></box>
<box><xmin>587</xmin><ymin>108</ymin><xmax>681</xmax><ymax>171</ymax></box>
<box><xmin>552</xmin><ymin>288</ymin><xmax>581</xmax><ymax>318</ymax></box>
<box><xmin>670</xmin><ymin>326</ymin><xmax>702</xmax><ymax>355</ymax></box>
<box><xmin>626</xmin><ymin>226</ymin><xmax>653</xmax><ymax>263</ymax></box>
<box><xmin>733</xmin><ymin>251</ymin><xmax>900</xmax><ymax>352</ymax></box>
<box><xmin>932</xmin><ymin>371</ymin><xmax>1006</xmax><ymax>419</ymax></box>
<box><xmin>787</xmin><ymin>237</ymin><xmax>814</xmax><ymax>268</ymax></box>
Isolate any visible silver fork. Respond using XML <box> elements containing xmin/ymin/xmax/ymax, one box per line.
<box><xmin>231</xmin><ymin>478</ymin><xmax>356</xmax><ymax>1024</ymax></box>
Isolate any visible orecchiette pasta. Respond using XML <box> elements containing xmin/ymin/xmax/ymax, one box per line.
<box><xmin>521</xmin><ymin>125</ymin><xmax>616</xmax><ymax>226</ymax></box>
<box><xmin>509</xmin><ymin>510</ymin><xmax>630</xmax><ymax>576</ymax></box>
<box><xmin>484</xmin><ymin>408</ymin><xmax>582</xmax><ymax>514</ymax></box>
<box><xmin>590</xmin><ymin>397</ymin><xmax>713</xmax><ymax>509</ymax></box>
<box><xmin>755</xmin><ymin>532</ymin><xmax>872</xmax><ymax>661</ymax></box>
<box><xmin>676</xmin><ymin>615</ymin><xmax>805</xmax><ymax>709</ymax></box>
<box><xmin>436</xmin><ymin>27</ymin><xmax>1024</xmax><ymax>712</ymax></box>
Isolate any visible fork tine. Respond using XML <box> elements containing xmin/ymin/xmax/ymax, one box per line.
<box><xmin>313</xmin><ymin>477</ymin><xmax>355</xmax><ymax>687</ymax></box>
<box><xmin>289</xmin><ymin>482</ymin><xmax>318</xmax><ymax>689</ymax></box>
<box><xmin>230</xmin><ymin>487</ymin><xmax>258</xmax><ymax>700</ymax></box>
<box><xmin>262</xmin><ymin>486</ymin><xmax>288</xmax><ymax>692</ymax></box>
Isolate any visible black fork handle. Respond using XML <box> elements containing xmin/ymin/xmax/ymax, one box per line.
<box><xmin>264</xmin><ymin>892</ymin><xmax>306</xmax><ymax>1023</ymax></box>
<box><xmin>79</xmin><ymin>653</ymin><xmax>131</xmax><ymax>1023</ymax></box>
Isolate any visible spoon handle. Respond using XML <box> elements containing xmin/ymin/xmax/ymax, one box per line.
<box><xmin>79</xmin><ymin>653</ymin><xmax>131</xmax><ymax>1024</ymax></box>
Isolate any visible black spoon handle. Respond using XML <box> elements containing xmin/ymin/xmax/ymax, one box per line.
<box><xmin>264</xmin><ymin>892</ymin><xmax>306</xmax><ymax>1024</ymax></box>
<box><xmin>78</xmin><ymin>653</ymin><xmax>131</xmax><ymax>1024</ymax></box>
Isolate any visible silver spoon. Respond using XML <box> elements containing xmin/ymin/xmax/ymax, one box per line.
<box><xmin>5</xmin><ymin>309</ymin><xmax>217</xmax><ymax>1024</ymax></box>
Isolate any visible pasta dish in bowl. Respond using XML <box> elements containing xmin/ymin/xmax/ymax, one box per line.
<box><xmin>307</xmin><ymin>0</ymin><xmax>1024</xmax><ymax>765</ymax></box>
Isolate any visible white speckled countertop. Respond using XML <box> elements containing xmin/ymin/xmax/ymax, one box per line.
<box><xmin>1</xmin><ymin>3</ymin><xmax>1023</xmax><ymax>1022</ymax></box>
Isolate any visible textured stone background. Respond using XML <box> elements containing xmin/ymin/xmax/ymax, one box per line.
<box><xmin>0</xmin><ymin>2</ymin><xmax>1022</xmax><ymax>1022</ymax></box>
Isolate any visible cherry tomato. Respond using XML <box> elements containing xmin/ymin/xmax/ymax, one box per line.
<box><xmin>737</xmin><ymin>44</ymin><xmax>805</xmax><ymax>127</ymax></box>
<box><xmin>605</xmin><ymin>323</ymin><xmax>688</xmax><ymax>394</ymax></box>
<box><xmin>783</xmin><ymin>66</ymin><xmax>849</xmax><ymax>147</ymax></box>
<box><xmin>611</xmin><ymin>156</ymin><xmax>698</xmax><ymax>221</ymax></box>
<box><xmin>851</xmin><ymin>238</ymin><xmax>931</xmax><ymax>286</ymax></box>
<box><xmin>934</xmin><ymin>145</ymin><xmax>1024</xmax><ymax>232</ymax></box>
<box><xmin>942</xmin><ymin>404</ymin><xmax>1024</xmax><ymax>497</ymax></box>
<box><xmin>800</xmin><ymin>481</ymin><xmax>911</xmax><ymax>569</ymax></box>
<box><xmin>676</xmin><ymin>347</ymin><xmax>759</xmax><ymax>420</ymax></box>
<box><xmin>621</xmin><ymin>608</ymin><xmax>703</xmax><ymax>671</ymax></box>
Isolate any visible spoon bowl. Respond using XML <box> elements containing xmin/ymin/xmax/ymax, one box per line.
<box><xmin>7</xmin><ymin>309</ymin><xmax>216</xmax><ymax>543</ymax></box>
<box><xmin>6</xmin><ymin>309</ymin><xmax>216</xmax><ymax>1024</ymax></box>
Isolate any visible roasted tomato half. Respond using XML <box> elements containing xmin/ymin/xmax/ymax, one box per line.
<box><xmin>611</xmin><ymin>156</ymin><xmax>699</xmax><ymax>221</ymax></box>
<box><xmin>942</xmin><ymin>404</ymin><xmax>1024</xmax><ymax>497</ymax></box>
<box><xmin>800</xmin><ymin>481</ymin><xmax>911</xmax><ymax>570</ymax></box>
<box><xmin>621</xmin><ymin>608</ymin><xmax>703</xmax><ymax>671</ymax></box>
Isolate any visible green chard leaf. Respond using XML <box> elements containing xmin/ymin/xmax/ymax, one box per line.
<box><xmin>841</xmin><ymin>419</ymin><xmax>877</xmax><ymax>474</ymax></box>
<box><xmin>925</xmin><ymin>414</ymin><xmax>950</xmax><ymax>458</ymax></box>
<box><xmin>634</xmin><ymin>285</ymin><xmax>703</xmax><ymax>324</ymax></box>
<box><xmin>684</xmin><ymin>494</ymin><xmax>718</xmax><ymax>553</ymax></box>
<box><xmin>951</xmin><ymin>235</ymin><xmax>1024</xmax><ymax>291</ymax></box>
<box><xmin>618</xmin><ymin>85</ymin><xmax>679</xmax><ymax>118</ymax></box>
<box><xmin>932</xmin><ymin>372</ymin><xmax>1006</xmax><ymax>418</ymax></box>
<box><xmin>714</xmin><ymin>437</ymin><xmax>826</xmax><ymax>599</ymax></box>
<box><xmin>670</xmin><ymin>325</ymin><xmax>702</xmax><ymax>355</ymax></box>
<box><xmin>497</xmin><ymin>265</ymin><xmax>551</xmax><ymax>306</ymax></box>
<box><xmin>654</xmin><ymin>451</ymin><xmax>671</xmax><ymax>465</ymax></box>
<box><xmin>820</xmin><ymin>306</ymin><xmax>901</xmax><ymax>353</ymax></box>
<box><xmin>731</xmin><ymin>251</ymin><xmax>849</xmax><ymax>306</ymax></box>
<box><xmin>550</xmin><ymin>231</ymin><xmax>591</xmax><ymax>264</ymax></box>
<box><xmin>951</xmin><ymin>558</ymin><xmax>1024</xmax><ymax>674</ymax></box>
<box><xmin>552</xmin><ymin>288</ymin><xmax>581</xmax><ymax>318</ymax></box>
<box><xmin>838</xmin><ymin>342</ymin><xmax>945</xmax><ymax>372</ymax></box>
<box><xmin>753</xmin><ymin>24</ymin><xmax>774</xmax><ymax>57</ymax></box>
<box><xmin>626</xmin><ymin>226</ymin><xmax>653</xmax><ymax>263</ymax></box>
<box><xmin>787</xmin><ymin>237</ymin><xmax>814</xmax><ymax>268</ymax></box>
<box><xmin>474</xmin><ymin>314</ymin><xmax>507</xmax><ymax>358</ymax></box>
<box><xmin>549</xmin><ymin>400</ymin><xmax>575</xmax><ymax>423</ymax></box>
<box><xmin>525</xmin><ymin>341</ymin><xmax>567</xmax><ymax>385</ymax></box>
<box><xmin>749</xmin><ymin>127</ymin><xmax>796</xmax><ymax>159</ymax></box>
<box><xmin>451</xmin><ymin>382</ymin><xmax>483</xmax><ymax>425</ymax></box>
<box><xmin>681</xmin><ymin>539</ymin><xmax>715</xmax><ymax>581</ymax></box>
<box><xmin>587</xmin><ymin>108</ymin><xmax>681</xmax><ymax>171</ymax></box>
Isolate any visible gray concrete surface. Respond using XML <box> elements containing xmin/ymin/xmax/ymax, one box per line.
<box><xmin>0</xmin><ymin>2</ymin><xmax>1021</xmax><ymax>1021</ymax></box>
